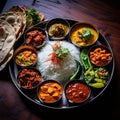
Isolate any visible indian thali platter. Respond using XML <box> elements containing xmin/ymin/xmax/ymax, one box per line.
<box><xmin>8</xmin><ymin>17</ymin><xmax>114</xmax><ymax>109</ymax></box>
<box><xmin>0</xmin><ymin>6</ymin><xmax>114</xmax><ymax>109</ymax></box>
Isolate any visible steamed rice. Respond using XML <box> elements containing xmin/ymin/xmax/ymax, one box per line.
<box><xmin>36</xmin><ymin>41</ymin><xmax>80</xmax><ymax>84</ymax></box>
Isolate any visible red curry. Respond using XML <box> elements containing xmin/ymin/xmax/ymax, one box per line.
<box><xmin>65</xmin><ymin>81</ymin><xmax>91</xmax><ymax>103</ymax></box>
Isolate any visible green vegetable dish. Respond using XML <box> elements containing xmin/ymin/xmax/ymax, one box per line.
<box><xmin>84</xmin><ymin>66</ymin><xmax>109</xmax><ymax>88</ymax></box>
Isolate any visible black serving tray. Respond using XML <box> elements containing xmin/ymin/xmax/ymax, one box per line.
<box><xmin>9</xmin><ymin>19</ymin><xmax>115</xmax><ymax>110</ymax></box>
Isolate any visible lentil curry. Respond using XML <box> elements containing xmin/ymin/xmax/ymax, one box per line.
<box><xmin>70</xmin><ymin>23</ymin><xmax>98</xmax><ymax>47</ymax></box>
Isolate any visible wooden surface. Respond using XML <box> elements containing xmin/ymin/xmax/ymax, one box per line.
<box><xmin>0</xmin><ymin>0</ymin><xmax>120</xmax><ymax>119</ymax></box>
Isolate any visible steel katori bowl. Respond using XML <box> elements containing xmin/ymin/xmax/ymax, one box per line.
<box><xmin>69</xmin><ymin>22</ymin><xmax>99</xmax><ymax>48</ymax></box>
<box><xmin>46</xmin><ymin>18</ymin><xmax>70</xmax><ymax>40</ymax></box>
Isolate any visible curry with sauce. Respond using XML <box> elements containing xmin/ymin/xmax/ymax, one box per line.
<box><xmin>14</xmin><ymin>45</ymin><xmax>37</xmax><ymax>67</ymax></box>
<box><xmin>70</xmin><ymin>23</ymin><xmax>99</xmax><ymax>47</ymax></box>
<box><xmin>17</xmin><ymin>68</ymin><xmax>42</xmax><ymax>89</ymax></box>
<box><xmin>65</xmin><ymin>80</ymin><xmax>91</xmax><ymax>103</ymax></box>
<box><xmin>38</xmin><ymin>80</ymin><xmax>63</xmax><ymax>103</ymax></box>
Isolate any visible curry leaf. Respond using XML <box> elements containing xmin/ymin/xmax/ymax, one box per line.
<box><xmin>78</xmin><ymin>29</ymin><xmax>93</xmax><ymax>41</ymax></box>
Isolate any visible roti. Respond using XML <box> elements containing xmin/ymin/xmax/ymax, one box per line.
<box><xmin>0</xmin><ymin>19</ymin><xmax>16</xmax><ymax>64</ymax></box>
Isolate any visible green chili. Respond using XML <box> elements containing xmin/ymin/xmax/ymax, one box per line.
<box><xmin>70</xmin><ymin>60</ymin><xmax>81</xmax><ymax>81</ymax></box>
<box><xmin>80</xmin><ymin>49</ymin><xmax>91</xmax><ymax>70</ymax></box>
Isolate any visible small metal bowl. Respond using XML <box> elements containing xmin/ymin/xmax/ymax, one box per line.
<box><xmin>46</xmin><ymin>18</ymin><xmax>70</xmax><ymax>40</ymax></box>
<box><xmin>24</xmin><ymin>27</ymin><xmax>47</xmax><ymax>49</ymax></box>
<box><xmin>89</xmin><ymin>44</ymin><xmax>113</xmax><ymax>67</ymax></box>
<box><xmin>37</xmin><ymin>79</ymin><xmax>63</xmax><ymax>105</ymax></box>
<box><xmin>13</xmin><ymin>45</ymin><xmax>38</xmax><ymax>67</ymax></box>
<box><xmin>17</xmin><ymin>67</ymin><xmax>42</xmax><ymax>90</ymax></box>
<box><xmin>69</xmin><ymin>22</ymin><xmax>99</xmax><ymax>47</ymax></box>
<box><xmin>64</xmin><ymin>80</ymin><xmax>91</xmax><ymax>104</ymax></box>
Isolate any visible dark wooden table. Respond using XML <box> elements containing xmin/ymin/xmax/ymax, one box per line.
<box><xmin>0</xmin><ymin>0</ymin><xmax>120</xmax><ymax>119</ymax></box>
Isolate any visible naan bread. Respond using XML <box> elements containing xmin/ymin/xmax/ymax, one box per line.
<box><xmin>7</xmin><ymin>6</ymin><xmax>26</xmax><ymax>41</ymax></box>
<box><xmin>0</xmin><ymin>19</ymin><xmax>16</xmax><ymax>64</ymax></box>
<box><xmin>0</xmin><ymin>49</ymin><xmax>13</xmax><ymax>71</ymax></box>
<box><xmin>0</xmin><ymin>12</ymin><xmax>23</xmax><ymax>38</ymax></box>
<box><xmin>0</xmin><ymin>6</ymin><xmax>26</xmax><ymax>71</ymax></box>
<box><xmin>0</xmin><ymin>6</ymin><xmax>26</xmax><ymax>41</ymax></box>
<box><xmin>0</xmin><ymin>26</ymin><xmax>8</xmax><ymax>50</ymax></box>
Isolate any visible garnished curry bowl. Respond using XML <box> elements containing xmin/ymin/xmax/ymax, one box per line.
<box><xmin>37</xmin><ymin>79</ymin><xmax>63</xmax><ymax>105</ymax></box>
<box><xmin>13</xmin><ymin>45</ymin><xmax>38</xmax><ymax>67</ymax></box>
<box><xmin>24</xmin><ymin>27</ymin><xmax>47</xmax><ymax>49</ymax></box>
<box><xmin>88</xmin><ymin>44</ymin><xmax>113</xmax><ymax>67</ymax></box>
<box><xmin>17</xmin><ymin>67</ymin><xmax>43</xmax><ymax>90</ymax></box>
<box><xmin>64</xmin><ymin>80</ymin><xmax>91</xmax><ymax>104</ymax></box>
<box><xmin>69</xmin><ymin>22</ymin><xmax>99</xmax><ymax>47</ymax></box>
<box><xmin>46</xmin><ymin>18</ymin><xmax>70</xmax><ymax>40</ymax></box>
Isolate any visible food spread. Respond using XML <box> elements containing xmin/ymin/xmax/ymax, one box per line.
<box><xmin>0</xmin><ymin>5</ymin><xmax>114</xmax><ymax>109</ymax></box>
<box><xmin>8</xmin><ymin>18</ymin><xmax>114</xmax><ymax>109</ymax></box>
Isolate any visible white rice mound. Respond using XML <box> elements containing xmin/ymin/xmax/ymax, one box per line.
<box><xmin>36</xmin><ymin>41</ymin><xmax>80</xmax><ymax>84</ymax></box>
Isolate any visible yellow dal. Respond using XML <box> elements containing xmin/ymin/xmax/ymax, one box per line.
<box><xmin>71</xmin><ymin>26</ymin><xmax>98</xmax><ymax>47</ymax></box>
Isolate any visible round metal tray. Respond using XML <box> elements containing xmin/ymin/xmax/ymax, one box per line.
<box><xmin>9</xmin><ymin>19</ymin><xmax>115</xmax><ymax>110</ymax></box>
